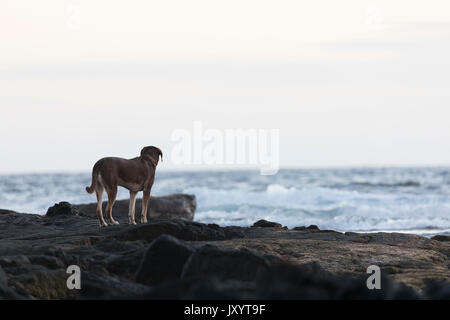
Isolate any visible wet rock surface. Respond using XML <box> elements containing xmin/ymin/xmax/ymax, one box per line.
<box><xmin>0</xmin><ymin>203</ymin><xmax>449</xmax><ymax>299</ymax></box>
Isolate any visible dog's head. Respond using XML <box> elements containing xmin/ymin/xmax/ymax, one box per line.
<box><xmin>140</xmin><ymin>146</ymin><xmax>163</xmax><ymax>167</ymax></box>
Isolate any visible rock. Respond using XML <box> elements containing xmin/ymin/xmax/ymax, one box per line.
<box><xmin>0</xmin><ymin>209</ymin><xmax>17</xmax><ymax>215</ymax></box>
<box><xmin>28</xmin><ymin>255</ymin><xmax>65</xmax><ymax>270</ymax></box>
<box><xmin>0</xmin><ymin>284</ymin><xmax>24</xmax><ymax>299</ymax></box>
<box><xmin>1</xmin><ymin>205</ymin><xmax>449</xmax><ymax>299</ymax></box>
<box><xmin>75</xmin><ymin>194</ymin><xmax>196</xmax><ymax>222</ymax></box>
<box><xmin>148</xmin><ymin>194</ymin><xmax>196</xmax><ymax>221</ymax></box>
<box><xmin>0</xmin><ymin>266</ymin><xmax>7</xmax><ymax>286</ymax></box>
<box><xmin>135</xmin><ymin>276</ymin><xmax>254</xmax><ymax>299</ymax></box>
<box><xmin>292</xmin><ymin>225</ymin><xmax>320</xmax><ymax>231</ymax></box>
<box><xmin>103</xmin><ymin>249</ymin><xmax>147</xmax><ymax>279</ymax></box>
<box><xmin>0</xmin><ymin>255</ymin><xmax>31</xmax><ymax>268</ymax></box>
<box><xmin>132</xmin><ymin>261</ymin><xmax>424</xmax><ymax>300</ymax></box>
<box><xmin>423</xmin><ymin>280</ymin><xmax>450</xmax><ymax>300</ymax></box>
<box><xmin>181</xmin><ymin>244</ymin><xmax>283</xmax><ymax>282</ymax></box>
<box><xmin>94</xmin><ymin>238</ymin><xmax>145</xmax><ymax>253</ymax></box>
<box><xmin>222</xmin><ymin>226</ymin><xmax>246</xmax><ymax>239</ymax></box>
<box><xmin>11</xmin><ymin>270</ymin><xmax>73</xmax><ymax>299</ymax></box>
<box><xmin>252</xmin><ymin>220</ymin><xmax>282</xmax><ymax>228</ymax></box>
<box><xmin>78</xmin><ymin>272</ymin><xmax>150</xmax><ymax>299</ymax></box>
<box><xmin>431</xmin><ymin>235</ymin><xmax>450</xmax><ymax>242</ymax></box>
<box><xmin>136</xmin><ymin>235</ymin><xmax>194</xmax><ymax>286</ymax></box>
<box><xmin>46</xmin><ymin>202</ymin><xmax>80</xmax><ymax>217</ymax></box>
<box><xmin>114</xmin><ymin>219</ymin><xmax>230</xmax><ymax>242</ymax></box>
<box><xmin>255</xmin><ymin>262</ymin><xmax>421</xmax><ymax>300</ymax></box>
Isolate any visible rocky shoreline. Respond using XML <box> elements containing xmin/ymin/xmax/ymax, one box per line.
<box><xmin>0</xmin><ymin>194</ymin><xmax>449</xmax><ymax>299</ymax></box>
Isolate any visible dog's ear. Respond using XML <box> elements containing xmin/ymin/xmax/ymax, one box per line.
<box><xmin>140</xmin><ymin>146</ymin><xmax>163</xmax><ymax>166</ymax></box>
<box><xmin>140</xmin><ymin>146</ymin><xmax>149</xmax><ymax>157</ymax></box>
<box><xmin>156</xmin><ymin>147</ymin><xmax>163</xmax><ymax>162</ymax></box>
<box><xmin>150</xmin><ymin>147</ymin><xmax>163</xmax><ymax>165</ymax></box>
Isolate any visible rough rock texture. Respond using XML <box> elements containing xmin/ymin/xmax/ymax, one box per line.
<box><xmin>136</xmin><ymin>234</ymin><xmax>194</xmax><ymax>286</ymax></box>
<box><xmin>74</xmin><ymin>194</ymin><xmax>196</xmax><ymax>221</ymax></box>
<box><xmin>252</xmin><ymin>220</ymin><xmax>283</xmax><ymax>228</ymax></box>
<box><xmin>46</xmin><ymin>202</ymin><xmax>80</xmax><ymax>217</ymax></box>
<box><xmin>181</xmin><ymin>245</ymin><xmax>283</xmax><ymax>281</ymax></box>
<box><xmin>432</xmin><ymin>235</ymin><xmax>450</xmax><ymax>242</ymax></box>
<box><xmin>0</xmin><ymin>203</ymin><xmax>449</xmax><ymax>300</ymax></box>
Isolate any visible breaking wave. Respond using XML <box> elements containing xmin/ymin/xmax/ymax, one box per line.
<box><xmin>185</xmin><ymin>184</ymin><xmax>450</xmax><ymax>234</ymax></box>
<box><xmin>1</xmin><ymin>167</ymin><xmax>450</xmax><ymax>236</ymax></box>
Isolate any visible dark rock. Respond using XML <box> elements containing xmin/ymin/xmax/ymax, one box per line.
<box><xmin>295</xmin><ymin>261</ymin><xmax>330</xmax><ymax>277</ymax></box>
<box><xmin>135</xmin><ymin>276</ymin><xmax>254</xmax><ymax>299</ymax></box>
<box><xmin>0</xmin><ymin>255</ymin><xmax>48</xmax><ymax>278</ymax></box>
<box><xmin>0</xmin><ymin>255</ymin><xmax>31</xmax><ymax>268</ymax></box>
<box><xmin>11</xmin><ymin>270</ymin><xmax>74</xmax><ymax>299</ymax></box>
<box><xmin>431</xmin><ymin>235</ymin><xmax>450</xmax><ymax>242</ymax></box>
<box><xmin>75</xmin><ymin>194</ymin><xmax>196</xmax><ymax>221</ymax></box>
<box><xmin>94</xmin><ymin>238</ymin><xmax>146</xmax><ymax>253</ymax></box>
<box><xmin>255</xmin><ymin>263</ymin><xmax>421</xmax><ymax>300</ymax></box>
<box><xmin>181</xmin><ymin>244</ymin><xmax>283</xmax><ymax>282</ymax></box>
<box><xmin>223</xmin><ymin>226</ymin><xmax>246</xmax><ymax>239</ymax></box>
<box><xmin>0</xmin><ymin>284</ymin><xmax>25</xmax><ymax>299</ymax></box>
<box><xmin>1</xmin><ymin>205</ymin><xmax>449</xmax><ymax>300</ymax></box>
<box><xmin>28</xmin><ymin>255</ymin><xmax>65</xmax><ymax>270</ymax></box>
<box><xmin>136</xmin><ymin>235</ymin><xmax>194</xmax><ymax>286</ymax></box>
<box><xmin>114</xmin><ymin>219</ymin><xmax>228</xmax><ymax>242</ymax></box>
<box><xmin>293</xmin><ymin>225</ymin><xmax>320</xmax><ymax>231</ymax></box>
<box><xmin>46</xmin><ymin>202</ymin><xmax>80</xmax><ymax>217</ymax></box>
<box><xmin>131</xmin><ymin>261</ymin><xmax>424</xmax><ymax>300</ymax></box>
<box><xmin>148</xmin><ymin>194</ymin><xmax>196</xmax><ymax>221</ymax></box>
<box><xmin>105</xmin><ymin>249</ymin><xmax>147</xmax><ymax>279</ymax></box>
<box><xmin>0</xmin><ymin>209</ymin><xmax>17</xmax><ymax>215</ymax></box>
<box><xmin>252</xmin><ymin>220</ymin><xmax>282</xmax><ymax>228</ymax></box>
<box><xmin>423</xmin><ymin>280</ymin><xmax>450</xmax><ymax>300</ymax></box>
<box><xmin>79</xmin><ymin>272</ymin><xmax>150</xmax><ymax>299</ymax></box>
<box><xmin>0</xmin><ymin>266</ymin><xmax>7</xmax><ymax>286</ymax></box>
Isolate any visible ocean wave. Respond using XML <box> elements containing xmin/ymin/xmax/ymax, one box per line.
<box><xmin>349</xmin><ymin>181</ymin><xmax>421</xmax><ymax>188</ymax></box>
<box><xmin>185</xmin><ymin>184</ymin><xmax>450</xmax><ymax>233</ymax></box>
<box><xmin>1</xmin><ymin>170</ymin><xmax>450</xmax><ymax>236</ymax></box>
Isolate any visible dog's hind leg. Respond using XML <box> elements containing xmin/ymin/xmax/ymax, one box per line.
<box><xmin>140</xmin><ymin>189</ymin><xmax>151</xmax><ymax>224</ymax></box>
<box><xmin>105</xmin><ymin>186</ymin><xmax>119</xmax><ymax>225</ymax></box>
<box><xmin>96</xmin><ymin>185</ymin><xmax>108</xmax><ymax>227</ymax></box>
<box><xmin>128</xmin><ymin>191</ymin><xmax>137</xmax><ymax>225</ymax></box>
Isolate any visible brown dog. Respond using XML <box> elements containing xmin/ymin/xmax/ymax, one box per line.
<box><xmin>86</xmin><ymin>146</ymin><xmax>163</xmax><ymax>227</ymax></box>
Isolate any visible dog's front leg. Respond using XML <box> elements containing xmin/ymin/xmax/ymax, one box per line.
<box><xmin>141</xmin><ymin>190</ymin><xmax>150</xmax><ymax>223</ymax></box>
<box><xmin>129</xmin><ymin>191</ymin><xmax>138</xmax><ymax>225</ymax></box>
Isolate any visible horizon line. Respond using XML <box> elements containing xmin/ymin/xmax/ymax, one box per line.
<box><xmin>1</xmin><ymin>163</ymin><xmax>450</xmax><ymax>176</ymax></box>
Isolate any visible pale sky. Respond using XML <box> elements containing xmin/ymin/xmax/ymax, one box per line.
<box><xmin>1</xmin><ymin>0</ymin><xmax>450</xmax><ymax>173</ymax></box>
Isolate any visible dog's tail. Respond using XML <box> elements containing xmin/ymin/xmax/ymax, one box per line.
<box><xmin>85</xmin><ymin>165</ymin><xmax>99</xmax><ymax>194</ymax></box>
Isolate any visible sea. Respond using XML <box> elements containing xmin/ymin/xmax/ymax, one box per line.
<box><xmin>1</xmin><ymin>167</ymin><xmax>449</xmax><ymax>237</ymax></box>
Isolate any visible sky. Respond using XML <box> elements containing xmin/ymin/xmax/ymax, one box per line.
<box><xmin>1</xmin><ymin>0</ymin><xmax>450</xmax><ymax>173</ymax></box>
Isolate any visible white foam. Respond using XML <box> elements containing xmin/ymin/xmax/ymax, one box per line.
<box><xmin>1</xmin><ymin>171</ymin><xmax>449</xmax><ymax>236</ymax></box>
<box><xmin>185</xmin><ymin>184</ymin><xmax>450</xmax><ymax>233</ymax></box>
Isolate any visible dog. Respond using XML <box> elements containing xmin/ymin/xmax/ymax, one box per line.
<box><xmin>85</xmin><ymin>146</ymin><xmax>163</xmax><ymax>227</ymax></box>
